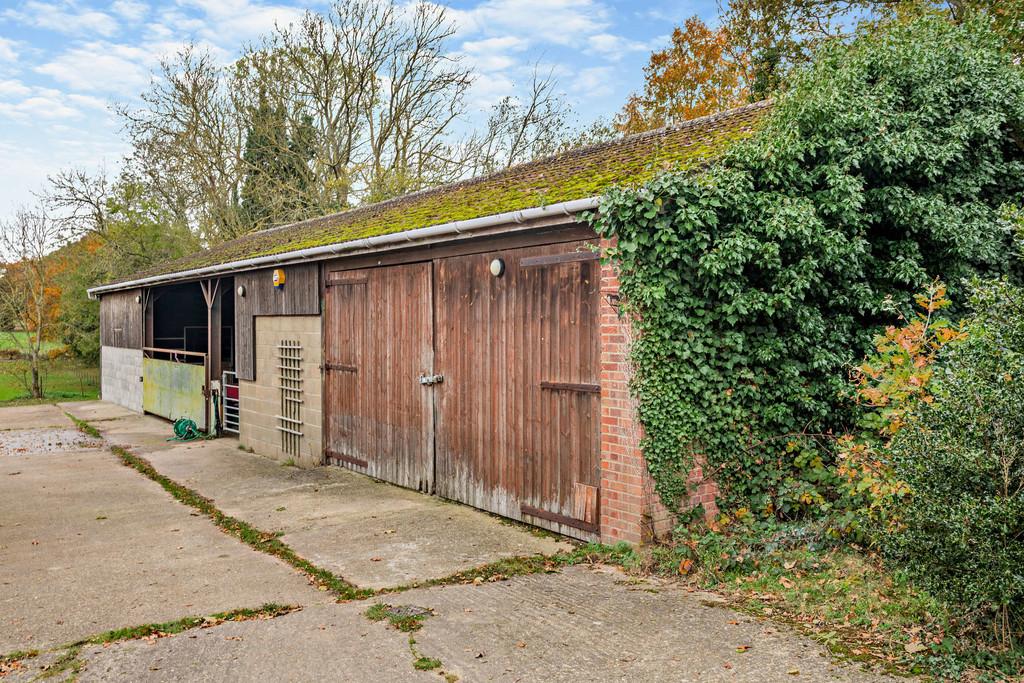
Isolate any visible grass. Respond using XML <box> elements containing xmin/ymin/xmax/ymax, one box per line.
<box><xmin>0</xmin><ymin>331</ymin><xmax>64</xmax><ymax>354</ymax></box>
<box><xmin>0</xmin><ymin>357</ymin><xmax>99</xmax><ymax>404</ymax></box>
<box><xmin>364</xmin><ymin>603</ymin><xmax>432</xmax><ymax>632</ymax></box>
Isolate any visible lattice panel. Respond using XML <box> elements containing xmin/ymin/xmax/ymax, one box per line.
<box><xmin>276</xmin><ymin>340</ymin><xmax>304</xmax><ymax>456</ymax></box>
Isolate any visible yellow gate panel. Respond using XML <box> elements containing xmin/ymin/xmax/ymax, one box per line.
<box><xmin>143</xmin><ymin>357</ymin><xmax>206</xmax><ymax>431</ymax></box>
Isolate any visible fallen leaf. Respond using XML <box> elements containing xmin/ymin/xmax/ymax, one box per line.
<box><xmin>369</xmin><ymin>556</ymin><xmax>382</xmax><ymax>562</ymax></box>
<box><xmin>779</xmin><ymin>577</ymin><xmax>795</xmax><ymax>589</ymax></box>
<box><xmin>736</xmin><ymin>645</ymin><xmax>751</xmax><ymax>653</ymax></box>
<box><xmin>788</xmin><ymin>668</ymin><xmax>800</xmax><ymax>675</ymax></box>
<box><xmin>515</xmin><ymin>641</ymin><xmax>526</xmax><ymax>648</ymax></box>
<box><xmin>904</xmin><ymin>642</ymin><xmax>928</xmax><ymax>654</ymax></box>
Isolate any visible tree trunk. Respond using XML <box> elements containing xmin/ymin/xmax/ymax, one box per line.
<box><xmin>30</xmin><ymin>362</ymin><xmax>42</xmax><ymax>399</ymax></box>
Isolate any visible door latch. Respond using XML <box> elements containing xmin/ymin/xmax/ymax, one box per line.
<box><xmin>418</xmin><ymin>374</ymin><xmax>444</xmax><ymax>386</ymax></box>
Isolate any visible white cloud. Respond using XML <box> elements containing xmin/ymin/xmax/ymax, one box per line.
<box><xmin>571</xmin><ymin>65</ymin><xmax>617</xmax><ymax>99</ymax></box>
<box><xmin>34</xmin><ymin>40</ymin><xmax>176</xmax><ymax>95</ymax></box>
<box><xmin>0</xmin><ymin>79</ymin><xmax>32</xmax><ymax>98</ymax></box>
<box><xmin>36</xmin><ymin>44</ymin><xmax>148</xmax><ymax>94</ymax></box>
<box><xmin>585</xmin><ymin>33</ymin><xmax>655</xmax><ymax>61</ymax></box>
<box><xmin>0</xmin><ymin>85</ymin><xmax>83</xmax><ymax>121</ymax></box>
<box><xmin>449</xmin><ymin>0</ymin><xmax>610</xmax><ymax>47</ymax></box>
<box><xmin>110</xmin><ymin>0</ymin><xmax>148</xmax><ymax>22</ymax></box>
<box><xmin>0</xmin><ymin>38</ymin><xmax>18</xmax><ymax>62</ymax></box>
<box><xmin>4</xmin><ymin>1</ymin><xmax>119</xmax><ymax>38</ymax></box>
<box><xmin>167</xmin><ymin>0</ymin><xmax>304</xmax><ymax>45</ymax></box>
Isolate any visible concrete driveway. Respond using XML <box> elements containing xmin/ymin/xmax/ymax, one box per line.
<box><xmin>0</xmin><ymin>401</ymin><xmax>902</xmax><ymax>682</ymax></box>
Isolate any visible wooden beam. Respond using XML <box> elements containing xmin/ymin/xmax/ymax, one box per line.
<box><xmin>519</xmin><ymin>251</ymin><xmax>599</xmax><ymax>268</ymax></box>
<box><xmin>520</xmin><ymin>504</ymin><xmax>599</xmax><ymax>534</ymax></box>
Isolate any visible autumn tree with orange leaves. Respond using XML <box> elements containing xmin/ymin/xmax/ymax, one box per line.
<box><xmin>0</xmin><ymin>208</ymin><xmax>67</xmax><ymax>398</ymax></box>
<box><xmin>615</xmin><ymin>16</ymin><xmax>751</xmax><ymax>134</ymax></box>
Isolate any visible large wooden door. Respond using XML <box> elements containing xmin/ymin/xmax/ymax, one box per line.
<box><xmin>433</xmin><ymin>241</ymin><xmax>602</xmax><ymax>539</ymax></box>
<box><xmin>323</xmin><ymin>263</ymin><xmax>434</xmax><ymax>491</ymax></box>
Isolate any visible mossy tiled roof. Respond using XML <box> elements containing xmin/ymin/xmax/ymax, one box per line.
<box><xmin>110</xmin><ymin>100</ymin><xmax>770</xmax><ymax>285</ymax></box>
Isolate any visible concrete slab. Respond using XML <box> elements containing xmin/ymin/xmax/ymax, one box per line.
<box><xmin>58</xmin><ymin>400</ymin><xmax>140</xmax><ymax>423</ymax></box>
<box><xmin>74</xmin><ymin>605</ymin><xmax>434</xmax><ymax>683</ymax></box>
<box><xmin>66</xmin><ymin>566</ymin><xmax>900</xmax><ymax>683</ymax></box>
<box><xmin>0</xmin><ymin>403</ymin><xmax>72</xmax><ymax>430</ymax></box>
<box><xmin>407</xmin><ymin>565</ymin><xmax>900</xmax><ymax>682</ymax></box>
<box><xmin>0</xmin><ymin>447</ymin><xmax>330</xmax><ymax>653</ymax></box>
<box><xmin>142</xmin><ymin>438</ymin><xmax>571</xmax><ymax>589</ymax></box>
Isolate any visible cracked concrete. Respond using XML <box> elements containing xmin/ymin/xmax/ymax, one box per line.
<box><xmin>1</xmin><ymin>401</ymin><xmax>907</xmax><ymax>682</ymax></box>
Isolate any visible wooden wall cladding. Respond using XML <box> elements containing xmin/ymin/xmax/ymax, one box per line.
<box><xmin>99</xmin><ymin>288</ymin><xmax>143</xmax><ymax>349</ymax></box>
<box><xmin>234</xmin><ymin>264</ymin><xmax>320</xmax><ymax>381</ymax></box>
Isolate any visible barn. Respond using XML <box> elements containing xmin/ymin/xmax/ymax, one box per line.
<box><xmin>87</xmin><ymin>102</ymin><xmax>768</xmax><ymax>544</ymax></box>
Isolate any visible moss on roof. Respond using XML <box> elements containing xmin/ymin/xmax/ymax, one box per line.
<box><xmin>110</xmin><ymin>101</ymin><xmax>770</xmax><ymax>285</ymax></box>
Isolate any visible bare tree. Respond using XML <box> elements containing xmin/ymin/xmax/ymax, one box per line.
<box><xmin>0</xmin><ymin>207</ymin><xmax>66</xmax><ymax>398</ymax></box>
<box><xmin>465</xmin><ymin>65</ymin><xmax>576</xmax><ymax>176</ymax></box>
<box><xmin>119</xmin><ymin>46</ymin><xmax>248</xmax><ymax>242</ymax></box>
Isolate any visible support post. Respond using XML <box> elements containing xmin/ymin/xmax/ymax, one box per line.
<box><xmin>200</xmin><ymin>279</ymin><xmax>222</xmax><ymax>434</ymax></box>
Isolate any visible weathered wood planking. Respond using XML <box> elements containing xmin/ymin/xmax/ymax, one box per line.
<box><xmin>99</xmin><ymin>288</ymin><xmax>143</xmax><ymax>349</ymax></box>
<box><xmin>234</xmin><ymin>264</ymin><xmax>320</xmax><ymax>381</ymax></box>
<box><xmin>323</xmin><ymin>263</ymin><xmax>434</xmax><ymax>491</ymax></box>
<box><xmin>433</xmin><ymin>240</ymin><xmax>601</xmax><ymax>540</ymax></box>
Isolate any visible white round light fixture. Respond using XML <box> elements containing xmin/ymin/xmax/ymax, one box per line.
<box><xmin>489</xmin><ymin>258</ymin><xmax>505</xmax><ymax>277</ymax></box>
<box><xmin>237</xmin><ymin>285</ymin><xmax>246</xmax><ymax>297</ymax></box>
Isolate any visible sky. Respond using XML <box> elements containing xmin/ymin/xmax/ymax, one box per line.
<box><xmin>0</xmin><ymin>0</ymin><xmax>720</xmax><ymax>222</ymax></box>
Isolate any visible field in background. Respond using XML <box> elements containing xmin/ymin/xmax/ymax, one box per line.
<box><xmin>0</xmin><ymin>357</ymin><xmax>99</xmax><ymax>404</ymax></box>
<box><xmin>0</xmin><ymin>331</ymin><xmax>66</xmax><ymax>355</ymax></box>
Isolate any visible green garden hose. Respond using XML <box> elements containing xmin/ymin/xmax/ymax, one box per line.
<box><xmin>169</xmin><ymin>417</ymin><xmax>203</xmax><ymax>441</ymax></box>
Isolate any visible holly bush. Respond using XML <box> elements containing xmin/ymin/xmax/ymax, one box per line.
<box><xmin>590</xmin><ymin>14</ymin><xmax>1024</xmax><ymax>515</ymax></box>
<box><xmin>885</xmin><ymin>278</ymin><xmax>1024</xmax><ymax>647</ymax></box>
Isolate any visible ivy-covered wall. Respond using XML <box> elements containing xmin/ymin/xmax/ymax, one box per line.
<box><xmin>590</xmin><ymin>14</ymin><xmax>1024</xmax><ymax>520</ymax></box>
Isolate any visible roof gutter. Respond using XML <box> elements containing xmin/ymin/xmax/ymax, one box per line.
<box><xmin>87</xmin><ymin>196</ymin><xmax>601</xmax><ymax>298</ymax></box>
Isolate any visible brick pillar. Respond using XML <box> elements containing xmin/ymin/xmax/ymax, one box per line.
<box><xmin>598</xmin><ymin>240</ymin><xmax>647</xmax><ymax>545</ymax></box>
<box><xmin>598</xmin><ymin>240</ymin><xmax>719</xmax><ymax>545</ymax></box>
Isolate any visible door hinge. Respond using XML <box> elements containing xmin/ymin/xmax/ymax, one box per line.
<box><xmin>418</xmin><ymin>373</ymin><xmax>444</xmax><ymax>386</ymax></box>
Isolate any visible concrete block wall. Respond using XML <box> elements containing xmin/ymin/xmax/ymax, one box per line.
<box><xmin>238</xmin><ymin>315</ymin><xmax>322</xmax><ymax>468</ymax></box>
<box><xmin>100</xmin><ymin>346</ymin><xmax>143</xmax><ymax>413</ymax></box>
<box><xmin>598</xmin><ymin>240</ymin><xmax>719</xmax><ymax>545</ymax></box>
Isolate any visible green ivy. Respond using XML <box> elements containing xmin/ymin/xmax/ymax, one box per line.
<box><xmin>589</xmin><ymin>14</ymin><xmax>1024</xmax><ymax>517</ymax></box>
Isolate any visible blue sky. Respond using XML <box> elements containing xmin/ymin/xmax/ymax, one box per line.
<box><xmin>0</xmin><ymin>0</ymin><xmax>720</xmax><ymax>221</ymax></box>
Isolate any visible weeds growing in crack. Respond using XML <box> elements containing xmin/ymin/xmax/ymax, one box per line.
<box><xmin>37</xmin><ymin>645</ymin><xmax>84</xmax><ymax>680</ymax></box>
<box><xmin>85</xmin><ymin>603</ymin><xmax>298</xmax><ymax>644</ymax></box>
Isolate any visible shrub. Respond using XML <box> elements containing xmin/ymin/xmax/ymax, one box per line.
<box><xmin>886</xmin><ymin>279</ymin><xmax>1024</xmax><ymax>648</ymax></box>
<box><xmin>591</xmin><ymin>13</ymin><xmax>1024</xmax><ymax>515</ymax></box>
<box><xmin>829</xmin><ymin>281</ymin><xmax>963</xmax><ymax>543</ymax></box>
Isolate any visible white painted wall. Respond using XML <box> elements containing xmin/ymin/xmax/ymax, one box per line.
<box><xmin>100</xmin><ymin>346</ymin><xmax>143</xmax><ymax>412</ymax></box>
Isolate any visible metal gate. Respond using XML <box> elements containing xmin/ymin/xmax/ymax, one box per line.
<box><xmin>324</xmin><ymin>240</ymin><xmax>601</xmax><ymax>539</ymax></box>
<box><xmin>142</xmin><ymin>347</ymin><xmax>207</xmax><ymax>432</ymax></box>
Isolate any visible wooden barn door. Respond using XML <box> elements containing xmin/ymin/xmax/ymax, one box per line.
<box><xmin>433</xmin><ymin>241</ymin><xmax>602</xmax><ymax>539</ymax></box>
<box><xmin>323</xmin><ymin>263</ymin><xmax>434</xmax><ymax>491</ymax></box>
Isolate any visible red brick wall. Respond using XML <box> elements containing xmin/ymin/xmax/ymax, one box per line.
<box><xmin>598</xmin><ymin>241</ymin><xmax>719</xmax><ymax>544</ymax></box>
